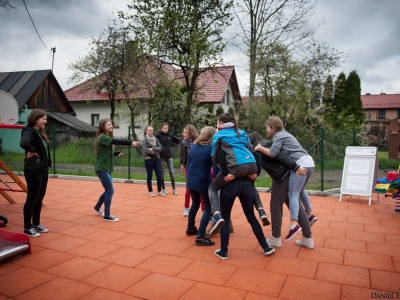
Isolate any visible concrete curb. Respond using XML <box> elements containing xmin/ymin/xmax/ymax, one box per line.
<box><xmin>49</xmin><ymin>174</ymin><xmax>341</xmax><ymax>197</ymax></box>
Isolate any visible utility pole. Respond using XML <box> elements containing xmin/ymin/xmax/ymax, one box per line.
<box><xmin>51</xmin><ymin>47</ymin><xmax>56</xmax><ymax>72</ymax></box>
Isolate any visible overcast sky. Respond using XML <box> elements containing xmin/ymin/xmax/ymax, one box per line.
<box><xmin>1</xmin><ymin>0</ymin><xmax>399</xmax><ymax>96</ymax></box>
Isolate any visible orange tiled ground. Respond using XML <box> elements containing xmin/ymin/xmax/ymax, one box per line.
<box><xmin>0</xmin><ymin>175</ymin><xmax>399</xmax><ymax>299</ymax></box>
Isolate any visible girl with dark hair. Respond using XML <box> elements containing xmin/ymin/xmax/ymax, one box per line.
<box><xmin>20</xmin><ymin>109</ymin><xmax>51</xmax><ymax>237</ymax></box>
<box><xmin>155</xmin><ymin>122</ymin><xmax>181</xmax><ymax>195</ymax></box>
<box><xmin>141</xmin><ymin>126</ymin><xmax>164</xmax><ymax>197</ymax></box>
<box><xmin>179</xmin><ymin>124</ymin><xmax>204</xmax><ymax>216</ymax></box>
<box><xmin>94</xmin><ymin>118</ymin><xmax>139</xmax><ymax>221</ymax></box>
<box><xmin>208</xmin><ymin>113</ymin><xmax>258</xmax><ymax>235</ymax></box>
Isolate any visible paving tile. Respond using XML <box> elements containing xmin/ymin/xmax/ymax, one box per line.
<box><xmin>269</xmin><ymin>242</ymin><xmax>301</xmax><ymax>258</ymax></box>
<box><xmin>15</xmin><ymin>277</ymin><xmax>95</xmax><ymax>300</ymax></box>
<box><xmin>225</xmin><ymin>267</ymin><xmax>286</xmax><ymax>296</ymax></box>
<box><xmin>329</xmin><ymin>221</ymin><xmax>364</xmax><ymax>231</ymax></box>
<box><xmin>364</xmin><ymin>224</ymin><xmax>400</xmax><ymax>235</ymax></box>
<box><xmin>215</xmin><ymin>249</ymin><xmax>272</xmax><ymax>270</ymax></box>
<box><xmin>56</xmin><ymin>224</ymin><xmax>99</xmax><ymax>237</ymax></box>
<box><xmin>311</xmin><ymin>227</ymin><xmax>346</xmax><ymax>239</ymax></box>
<box><xmin>177</xmin><ymin>259</ymin><xmax>237</xmax><ymax>285</ymax></box>
<box><xmin>367</xmin><ymin>241</ymin><xmax>400</xmax><ymax>257</ymax></box>
<box><xmin>370</xmin><ymin>269</ymin><xmax>400</xmax><ymax>292</ymax></box>
<box><xmin>0</xmin><ymin>262</ymin><xmax>22</xmax><ymax>276</ymax></box>
<box><xmin>125</xmin><ymin>273</ymin><xmax>195</xmax><ymax>300</ymax></box>
<box><xmin>51</xmin><ymin>211</ymin><xmax>87</xmax><ymax>222</ymax></box>
<box><xmin>46</xmin><ymin>256</ymin><xmax>110</xmax><ymax>281</ymax></box>
<box><xmin>79</xmin><ymin>287</ymin><xmax>142</xmax><ymax>300</ymax></box>
<box><xmin>82</xmin><ymin>228</ymin><xmax>131</xmax><ymax>243</ymax></box>
<box><xmin>297</xmin><ymin>246</ymin><xmax>344</xmax><ymax>264</ymax></box>
<box><xmin>37</xmin><ymin>235</ymin><xmax>90</xmax><ymax>251</ymax></box>
<box><xmin>66</xmin><ymin>240</ymin><xmax>122</xmax><ymax>259</ymax></box>
<box><xmin>265</xmin><ymin>255</ymin><xmax>318</xmax><ymax>278</ymax></box>
<box><xmin>363</xmin><ymin>211</ymin><xmax>395</xmax><ymax>220</ymax></box>
<box><xmin>323</xmin><ymin>237</ymin><xmax>367</xmax><ymax>252</ymax></box>
<box><xmin>12</xmin><ymin>248</ymin><xmax>75</xmax><ymax>271</ymax></box>
<box><xmin>243</xmin><ymin>292</ymin><xmax>280</xmax><ymax>300</ymax></box>
<box><xmin>136</xmin><ymin>253</ymin><xmax>194</xmax><ymax>276</ymax></box>
<box><xmin>346</xmin><ymin>229</ymin><xmax>386</xmax><ymax>243</ymax></box>
<box><xmin>179</xmin><ymin>244</ymin><xmax>222</xmax><ymax>263</ymax></box>
<box><xmin>223</xmin><ymin>235</ymin><xmax>260</xmax><ymax>252</ymax></box>
<box><xmin>347</xmin><ymin>216</ymin><xmax>380</xmax><ymax>225</ymax></box>
<box><xmin>381</xmin><ymin>219</ymin><xmax>400</xmax><ymax>228</ymax></box>
<box><xmin>112</xmin><ymin>233</ymin><xmax>159</xmax><ymax>249</ymax></box>
<box><xmin>332</xmin><ymin>209</ymin><xmax>363</xmax><ymax>217</ymax></box>
<box><xmin>392</xmin><ymin>256</ymin><xmax>400</xmax><ymax>273</ymax></box>
<box><xmin>82</xmin><ymin>264</ymin><xmax>150</xmax><ymax>292</ymax></box>
<box><xmin>143</xmin><ymin>237</ymin><xmax>194</xmax><ymax>255</ymax></box>
<box><xmin>385</xmin><ymin>234</ymin><xmax>400</xmax><ymax>246</ymax></box>
<box><xmin>123</xmin><ymin>223</ymin><xmax>164</xmax><ymax>235</ymax></box>
<box><xmin>344</xmin><ymin>250</ymin><xmax>394</xmax><ymax>271</ymax></box>
<box><xmin>341</xmin><ymin>284</ymin><xmax>389</xmax><ymax>299</ymax></box>
<box><xmin>315</xmin><ymin>262</ymin><xmax>370</xmax><ymax>287</ymax></box>
<box><xmin>0</xmin><ymin>267</ymin><xmax>55</xmax><ymax>297</ymax></box>
<box><xmin>279</xmin><ymin>276</ymin><xmax>341</xmax><ymax>299</ymax></box>
<box><xmin>98</xmin><ymin>247</ymin><xmax>155</xmax><ymax>267</ymax></box>
<box><xmin>180</xmin><ymin>282</ymin><xmax>247</xmax><ymax>300</ymax></box>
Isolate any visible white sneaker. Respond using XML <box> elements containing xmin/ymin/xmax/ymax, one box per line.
<box><xmin>295</xmin><ymin>236</ymin><xmax>314</xmax><ymax>249</ymax></box>
<box><xmin>158</xmin><ymin>191</ymin><xmax>166</xmax><ymax>197</ymax></box>
<box><xmin>173</xmin><ymin>190</ymin><xmax>178</xmax><ymax>195</ymax></box>
<box><xmin>163</xmin><ymin>189</ymin><xmax>168</xmax><ymax>195</ymax></box>
<box><xmin>149</xmin><ymin>192</ymin><xmax>155</xmax><ymax>197</ymax></box>
<box><xmin>267</xmin><ymin>236</ymin><xmax>282</xmax><ymax>248</ymax></box>
<box><xmin>183</xmin><ymin>208</ymin><xmax>189</xmax><ymax>216</ymax></box>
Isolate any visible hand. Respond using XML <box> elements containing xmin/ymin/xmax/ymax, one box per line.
<box><xmin>180</xmin><ymin>164</ymin><xmax>185</xmax><ymax>172</ymax></box>
<box><xmin>224</xmin><ymin>174</ymin><xmax>235</xmax><ymax>182</ymax></box>
<box><xmin>254</xmin><ymin>144</ymin><xmax>261</xmax><ymax>152</ymax></box>
<box><xmin>248</xmin><ymin>173</ymin><xmax>257</xmax><ymax>180</ymax></box>
<box><xmin>148</xmin><ymin>148</ymin><xmax>153</xmax><ymax>151</ymax></box>
<box><xmin>295</xmin><ymin>167</ymin><xmax>307</xmax><ymax>178</ymax></box>
<box><xmin>26</xmin><ymin>152</ymin><xmax>39</xmax><ymax>158</ymax></box>
<box><xmin>132</xmin><ymin>141</ymin><xmax>139</xmax><ymax>147</ymax></box>
<box><xmin>118</xmin><ymin>153</ymin><xmax>123</xmax><ymax>157</ymax></box>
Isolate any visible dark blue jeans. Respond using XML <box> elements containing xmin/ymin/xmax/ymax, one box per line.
<box><xmin>95</xmin><ymin>171</ymin><xmax>114</xmax><ymax>217</ymax></box>
<box><xmin>144</xmin><ymin>159</ymin><xmax>162</xmax><ymax>192</ymax></box>
<box><xmin>219</xmin><ymin>177</ymin><xmax>269</xmax><ymax>254</ymax></box>
<box><xmin>187</xmin><ymin>190</ymin><xmax>211</xmax><ymax>237</ymax></box>
<box><xmin>23</xmin><ymin>169</ymin><xmax>48</xmax><ymax>229</ymax></box>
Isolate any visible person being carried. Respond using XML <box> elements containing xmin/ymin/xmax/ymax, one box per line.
<box><xmin>208</xmin><ymin>113</ymin><xmax>258</xmax><ymax>234</ymax></box>
<box><xmin>255</xmin><ymin>116</ymin><xmax>317</xmax><ymax>241</ymax></box>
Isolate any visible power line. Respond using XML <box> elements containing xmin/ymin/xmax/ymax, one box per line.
<box><xmin>22</xmin><ymin>0</ymin><xmax>49</xmax><ymax>51</ymax></box>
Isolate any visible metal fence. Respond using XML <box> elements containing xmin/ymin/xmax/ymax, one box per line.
<box><xmin>0</xmin><ymin>125</ymin><xmax>394</xmax><ymax>191</ymax></box>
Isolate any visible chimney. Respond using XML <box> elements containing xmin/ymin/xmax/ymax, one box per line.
<box><xmin>365</xmin><ymin>93</ymin><xmax>371</xmax><ymax>95</ymax></box>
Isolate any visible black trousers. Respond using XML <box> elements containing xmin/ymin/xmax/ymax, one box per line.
<box><xmin>23</xmin><ymin>169</ymin><xmax>48</xmax><ymax>229</ymax></box>
<box><xmin>270</xmin><ymin>175</ymin><xmax>312</xmax><ymax>239</ymax></box>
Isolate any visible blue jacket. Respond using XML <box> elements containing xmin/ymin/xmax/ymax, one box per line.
<box><xmin>211</xmin><ymin>128</ymin><xmax>255</xmax><ymax>167</ymax></box>
<box><xmin>186</xmin><ymin>144</ymin><xmax>213</xmax><ymax>193</ymax></box>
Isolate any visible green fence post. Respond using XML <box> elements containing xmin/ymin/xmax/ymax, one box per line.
<box><xmin>352</xmin><ymin>130</ymin><xmax>357</xmax><ymax>146</ymax></box>
<box><xmin>320</xmin><ymin>127</ymin><xmax>324</xmax><ymax>191</ymax></box>
<box><xmin>52</xmin><ymin>125</ymin><xmax>56</xmax><ymax>175</ymax></box>
<box><xmin>128</xmin><ymin>126</ymin><xmax>131</xmax><ymax>180</ymax></box>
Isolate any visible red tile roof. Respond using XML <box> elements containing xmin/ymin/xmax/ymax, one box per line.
<box><xmin>65</xmin><ymin>63</ymin><xmax>237</xmax><ymax>104</ymax></box>
<box><xmin>361</xmin><ymin>93</ymin><xmax>400</xmax><ymax>109</ymax></box>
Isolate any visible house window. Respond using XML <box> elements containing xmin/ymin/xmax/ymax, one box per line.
<box><xmin>113</xmin><ymin>114</ymin><xmax>120</xmax><ymax>128</ymax></box>
<box><xmin>226</xmin><ymin>90</ymin><xmax>230</xmax><ymax>105</ymax></box>
<box><xmin>378</xmin><ymin>110</ymin><xmax>386</xmax><ymax>119</ymax></box>
<box><xmin>398</xmin><ymin>110</ymin><xmax>400</xmax><ymax>119</ymax></box>
<box><xmin>91</xmin><ymin>114</ymin><xmax>99</xmax><ymax>127</ymax></box>
<box><xmin>363</xmin><ymin>113</ymin><xmax>366</xmax><ymax>119</ymax></box>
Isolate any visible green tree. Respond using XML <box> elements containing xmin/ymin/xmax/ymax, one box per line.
<box><xmin>322</xmin><ymin>74</ymin><xmax>335</xmax><ymax>127</ymax></box>
<box><xmin>121</xmin><ymin>0</ymin><xmax>234</xmax><ymax>126</ymax></box>
<box><xmin>332</xmin><ymin>72</ymin><xmax>347</xmax><ymax>129</ymax></box>
<box><xmin>344</xmin><ymin>70</ymin><xmax>363</xmax><ymax>130</ymax></box>
<box><xmin>310</xmin><ymin>79</ymin><xmax>322</xmax><ymax>109</ymax></box>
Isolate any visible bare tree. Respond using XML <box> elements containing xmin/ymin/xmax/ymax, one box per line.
<box><xmin>233</xmin><ymin>0</ymin><xmax>319</xmax><ymax>98</ymax></box>
<box><xmin>0</xmin><ymin>0</ymin><xmax>16</xmax><ymax>13</ymax></box>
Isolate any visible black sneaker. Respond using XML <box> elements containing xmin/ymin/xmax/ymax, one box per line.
<box><xmin>24</xmin><ymin>228</ymin><xmax>40</xmax><ymax>237</ymax></box>
<box><xmin>34</xmin><ymin>224</ymin><xmax>49</xmax><ymax>233</ymax></box>
<box><xmin>94</xmin><ymin>207</ymin><xmax>104</xmax><ymax>216</ymax></box>
<box><xmin>264</xmin><ymin>247</ymin><xmax>275</xmax><ymax>256</ymax></box>
<box><xmin>103</xmin><ymin>215</ymin><xmax>119</xmax><ymax>222</ymax></box>
<box><xmin>259</xmin><ymin>209</ymin><xmax>270</xmax><ymax>226</ymax></box>
<box><xmin>195</xmin><ymin>235</ymin><xmax>215</xmax><ymax>246</ymax></box>
<box><xmin>209</xmin><ymin>213</ymin><xmax>225</xmax><ymax>235</ymax></box>
<box><xmin>186</xmin><ymin>227</ymin><xmax>198</xmax><ymax>236</ymax></box>
<box><xmin>214</xmin><ymin>249</ymin><xmax>228</xmax><ymax>260</ymax></box>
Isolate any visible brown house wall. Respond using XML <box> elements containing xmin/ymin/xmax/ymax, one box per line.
<box><xmin>26</xmin><ymin>75</ymin><xmax>74</xmax><ymax>114</ymax></box>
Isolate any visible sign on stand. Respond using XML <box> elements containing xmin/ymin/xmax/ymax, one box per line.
<box><xmin>339</xmin><ymin>146</ymin><xmax>378</xmax><ymax>205</ymax></box>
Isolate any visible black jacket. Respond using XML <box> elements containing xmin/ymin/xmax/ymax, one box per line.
<box><xmin>155</xmin><ymin>131</ymin><xmax>180</xmax><ymax>159</ymax></box>
<box><xmin>259</xmin><ymin>140</ymin><xmax>299</xmax><ymax>184</ymax></box>
<box><xmin>20</xmin><ymin>126</ymin><xmax>51</xmax><ymax>170</ymax></box>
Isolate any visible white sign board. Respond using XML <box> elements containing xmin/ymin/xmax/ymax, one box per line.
<box><xmin>340</xmin><ymin>146</ymin><xmax>378</xmax><ymax>205</ymax></box>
